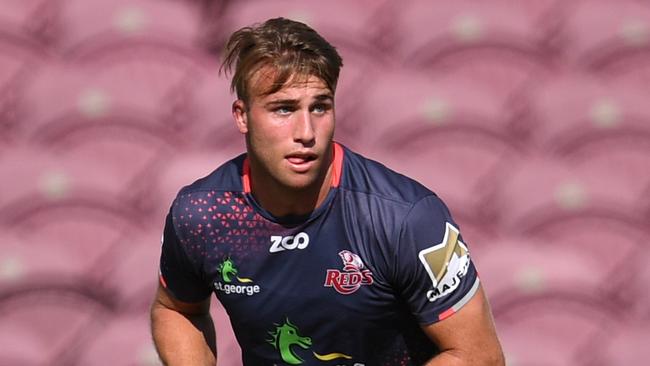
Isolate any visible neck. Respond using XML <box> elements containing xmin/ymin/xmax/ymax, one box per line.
<box><xmin>249</xmin><ymin>152</ymin><xmax>334</xmax><ymax>218</ymax></box>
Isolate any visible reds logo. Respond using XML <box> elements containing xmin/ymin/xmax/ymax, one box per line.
<box><xmin>324</xmin><ymin>250</ymin><xmax>374</xmax><ymax>295</ymax></box>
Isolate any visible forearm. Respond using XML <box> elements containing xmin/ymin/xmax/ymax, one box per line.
<box><xmin>151</xmin><ymin>304</ymin><xmax>217</xmax><ymax>366</ymax></box>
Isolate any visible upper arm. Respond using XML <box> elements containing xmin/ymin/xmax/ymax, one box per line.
<box><xmin>394</xmin><ymin>195</ymin><xmax>479</xmax><ymax>323</ymax></box>
<box><xmin>421</xmin><ymin>285</ymin><xmax>504</xmax><ymax>365</ymax></box>
<box><xmin>393</xmin><ymin>195</ymin><xmax>503</xmax><ymax>364</ymax></box>
<box><xmin>159</xmin><ymin>207</ymin><xmax>213</xmax><ymax>303</ymax></box>
<box><xmin>153</xmin><ymin>282</ymin><xmax>211</xmax><ymax>316</ymax></box>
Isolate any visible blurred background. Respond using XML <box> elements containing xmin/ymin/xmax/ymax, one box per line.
<box><xmin>1</xmin><ymin>0</ymin><xmax>649</xmax><ymax>365</ymax></box>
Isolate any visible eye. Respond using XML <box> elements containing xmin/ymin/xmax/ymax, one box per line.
<box><xmin>311</xmin><ymin>103</ymin><xmax>331</xmax><ymax>115</ymax></box>
<box><xmin>274</xmin><ymin>106</ymin><xmax>293</xmax><ymax>115</ymax></box>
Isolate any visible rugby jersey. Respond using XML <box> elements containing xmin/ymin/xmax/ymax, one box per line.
<box><xmin>159</xmin><ymin>142</ymin><xmax>480</xmax><ymax>366</ymax></box>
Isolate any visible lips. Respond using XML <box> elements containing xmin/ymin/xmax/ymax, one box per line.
<box><xmin>285</xmin><ymin>152</ymin><xmax>317</xmax><ymax>172</ymax></box>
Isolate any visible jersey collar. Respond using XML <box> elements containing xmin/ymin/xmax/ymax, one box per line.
<box><xmin>241</xmin><ymin>142</ymin><xmax>344</xmax><ymax>194</ymax></box>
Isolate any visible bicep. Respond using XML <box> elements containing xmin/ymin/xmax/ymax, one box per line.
<box><xmin>421</xmin><ymin>285</ymin><xmax>504</xmax><ymax>365</ymax></box>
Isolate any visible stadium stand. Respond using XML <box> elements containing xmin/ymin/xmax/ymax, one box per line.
<box><xmin>558</xmin><ymin>0</ymin><xmax>650</xmax><ymax>71</ymax></box>
<box><xmin>1</xmin><ymin>0</ymin><xmax>649</xmax><ymax>365</ymax></box>
<box><xmin>524</xmin><ymin>72</ymin><xmax>650</xmax><ymax>156</ymax></box>
<box><xmin>493</xmin><ymin>294</ymin><xmax>619</xmax><ymax>366</ymax></box>
<box><xmin>0</xmin><ymin>281</ymin><xmax>115</xmax><ymax>365</ymax></box>
<box><xmin>73</xmin><ymin>312</ymin><xmax>162</xmax><ymax>366</ymax></box>
<box><xmin>57</xmin><ymin>0</ymin><xmax>201</xmax><ymax>59</ymax></box>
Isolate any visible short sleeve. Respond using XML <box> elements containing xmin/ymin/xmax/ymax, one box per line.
<box><xmin>159</xmin><ymin>208</ymin><xmax>212</xmax><ymax>303</ymax></box>
<box><xmin>395</xmin><ymin>195</ymin><xmax>480</xmax><ymax>325</ymax></box>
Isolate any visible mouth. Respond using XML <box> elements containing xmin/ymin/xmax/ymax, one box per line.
<box><xmin>285</xmin><ymin>152</ymin><xmax>318</xmax><ymax>172</ymax></box>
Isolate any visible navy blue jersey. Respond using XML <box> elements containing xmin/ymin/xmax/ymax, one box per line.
<box><xmin>159</xmin><ymin>143</ymin><xmax>480</xmax><ymax>366</ymax></box>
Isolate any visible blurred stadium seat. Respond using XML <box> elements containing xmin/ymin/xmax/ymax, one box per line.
<box><xmin>588</xmin><ymin>323</ymin><xmax>650</xmax><ymax>365</ymax></box>
<box><xmin>0</xmin><ymin>0</ymin><xmax>58</xmax><ymax>47</ymax></box>
<box><xmin>184</xmin><ymin>70</ymin><xmax>247</xmax><ymax>155</ymax></box>
<box><xmin>475</xmin><ymin>237</ymin><xmax>606</xmax><ymax>303</ymax></box>
<box><xmin>355</xmin><ymin>70</ymin><xmax>524</xmax><ymax>148</ymax></box>
<box><xmin>559</xmin><ymin>0</ymin><xmax>650</xmax><ymax>72</ymax></box>
<box><xmin>0</xmin><ymin>231</ymin><xmax>92</xmax><ymax>286</ymax></box>
<box><xmin>387</xmin><ymin>0</ymin><xmax>556</xmax><ymax>75</ymax></box>
<box><xmin>212</xmin><ymin>0</ymin><xmax>390</xmax><ymax>59</ymax></box>
<box><xmin>1</xmin><ymin>1</ymin><xmax>649</xmax><ymax>365</ymax></box>
<box><xmin>494</xmin><ymin>294</ymin><xmax>618</xmax><ymax>366</ymax></box>
<box><xmin>86</xmin><ymin>229</ymin><xmax>161</xmax><ymax>313</ymax></box>
<box><xmin>0</xmin><ymin>283</ymin><xmax>114</xmax><ymax>365</ymax></box>
<box><xmin>525</xmin><ymin>72</ymin><xmax>650</xmax><ymax>156</ymax></box>
<box><xmin>487</xmin><ymin>157</ymin><xmax>647</xmax><ymax>279</ymax></box>
<box><xmin>74</xmin><ymin>312</ymin><xmax>161</xmax><ymax>366</ymax></box>
<box><xmin>58</xmin><ymin>0</ymin><xmax>200</xmax><ymax>58</ymax></box>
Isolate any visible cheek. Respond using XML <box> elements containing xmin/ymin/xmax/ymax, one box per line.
<box><xmin>317</xmin><ymin>117</ymin><xmax>336</xmax><ymax>138</ymax></box>
<box><xmin>248</xmin><ymin>124</ymin><xmax>287</xmax><ymax>160</ymax></box>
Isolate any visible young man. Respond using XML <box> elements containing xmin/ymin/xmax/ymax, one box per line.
<box><xmin>151</xmin><ymin>18</ymin><xmax>504</xmax><ymax>366</ymax></box>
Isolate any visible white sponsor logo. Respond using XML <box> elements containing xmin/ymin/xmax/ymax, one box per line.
<box><xmin>270</xmin><ymin>232</ymin><xmax>310</xmax><ymax>253</ymax></box>
<box><xmin>214</xmin><ymin>282</ymin><xmax>260</xmax><ymax>296</ymax></box>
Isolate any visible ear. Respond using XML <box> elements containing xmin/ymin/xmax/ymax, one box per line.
<box><xmin>232</xmin><ymin>99</ymin><xmax>248</xmax><ymax>134</ymax></box>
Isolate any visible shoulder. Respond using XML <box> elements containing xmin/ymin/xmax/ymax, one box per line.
<box><xmin>171</xmin><ymin>153</ymin><xmax>247</xmax><ymax>212</ymax></box>
<box><xmin>339</xmin><ymin>144</ymin><xmax>436</xmax><ymax>206</ymax></box>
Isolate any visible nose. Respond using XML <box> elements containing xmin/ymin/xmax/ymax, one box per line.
<box><xmin>293</xmin><ymin>110</ymin><xmax>315</xmax><ymax>146</ymax></box>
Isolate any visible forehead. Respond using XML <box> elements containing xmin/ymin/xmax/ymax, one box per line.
<box><xmin>247</xmin><ymin>66</ymin><xmax>331</xmax><ymax>101</ymax></box>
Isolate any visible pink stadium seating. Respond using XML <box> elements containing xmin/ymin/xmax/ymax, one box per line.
<box><xmin>474</xmin><ymin>237</ymin><xmax>605</xmax><ymax>304</ymax></box>
<box><xmin>388</xmin><ymin>0</ymin><xmax>555</xmax><ymax>68</ymax></box>
<box><xmin>559</xmin><ymin>0</ymin><xmax>650</xmax><ymax>71</ymax></box>
<box><xmin>73</xmin><ymin>312</ymin><xmax>160</xmax><ymax>366</ymax></box>
<box><xmin>355</xmin><ymin>70</ymin><xmax>523</xmax><ymax>148</ymax></box>
<box><xmin>216</xmin><ymin>0</ymin><xmax>390</xmax><ymax>58</ymax></box>
<box><xmin>76</xmin><ymin>307</ymin><xmax>242</xmax><ymax>366</ymax></box>
<box><xmin>563</xmin><ymin>132</ymin><xmax>650</xmax><ymax>196</ymax></box>
<box><xmin>0</xmin><ymin>231</ymin><xmax>91</xmax><ymax>285</ymax></box>
<box><xmin>0</xmin><ymin>144</ymin><xmax>145</xmax><ymax>212</ymax></box>
<box><xmin>0</xmin><ymin>1</ymin><xmax>649</xmax><ymax>365</ymax></box>
<box><xmin>591</xmin><ymin>323</ymin><xmax>650</xmax><ymax>365</ymax></box>
<box><xmin>21</xmin><ymin>61</ymin><xmax>198</xmax><ymax>144</ymax></box>
<box><xmin>492</xmin><ymin>156</ymin><xmax>646</xmax><ymax>229</ymax></box>
<box><xmin>525</xmin><ymin>73</ymin><xmax>650</xmax><ymax>155</ymax></box>
<box><xmin>487</xmin><ymin>157</ymin><xmax>647</xmax><ymax>278</ymax></box>
<box><xmin>0</xmin><ymin>285</ymin><xmax>111</xmax><ymax>365</ymax></box>
<box><xmin>495</xmin><ymin>295</ymin><xmax>618</xmax><ymax>366</ymax></box>
<box><xmin>92</xmin><ymin>229</ymin><xmax>165</xmax><ymax>312</ymax></box>
<box><xmin>58</xmin><ymin>0</ymin><xmax>200</xmax><ymax>59</ymax></box>
<box><xmin>0</xmin><ymin>0</ymin><xmax>56</xmax><ymax>48</ymax></box>
<box><xmin>184</xmin><ymin>70</ymin><xmax>247</xmax><ymax>154</ymax></box>
<box><xmin>611</xmin><ymin>249</ymin><xmax>650</xmax><ymax>320</ymax></box>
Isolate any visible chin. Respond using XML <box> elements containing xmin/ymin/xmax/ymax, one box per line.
<box><xmin>283</xmin><ymin>176</ymin><xmax>319</xmax><ymax>191</ymax></box>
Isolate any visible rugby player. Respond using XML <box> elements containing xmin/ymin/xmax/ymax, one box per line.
<box><xmin>151</xmin><ymin>17</ymin><xmax>504</xmax><ymax>366</ymax></box>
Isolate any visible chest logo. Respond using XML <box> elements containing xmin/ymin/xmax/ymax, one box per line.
<box><xmin>270</xmin><ymin>232</ymin><xmax>310</xmax><ymax>253</ymax></box>
<box><xmin>267</xmin><ymin>318</ymin><xmax>356</xmax><ymax>365</ymax></box>
<box><xmin>217</xmin><ymin>257</ymin><xmax>252</xmax><ymax>283</ymax></box>
<box><xmin>214</xmin><ymin>257</ymin><xmax>260</xmax><ymax>296</ymax></box>
<box><xmin>324</xmin><ymin>250</ymin><xmax>374</xmax><ymax>295</ymax></box>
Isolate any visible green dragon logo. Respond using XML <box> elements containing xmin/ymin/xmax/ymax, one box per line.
<box><xmin>217</xmin><ymin>257</ymin><xmax>252</xmax><ymax>283</ymax></box>
<box><xmin>267</xmin><ymin>318</ymin><xmax>352</xmax><ymax>365</ymax></box>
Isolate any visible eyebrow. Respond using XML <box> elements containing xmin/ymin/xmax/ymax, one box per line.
<box><xmin>265</xmin><ymin>99</ymin><xmax>299</xmax><ymax>108</ymax></box>
<box><xmin>264</xmin><ymin>93</ymin><xmax>333</xmax><ymax>107</ymax></box>
<box><xmin>314</xmin><ymin>93</ymin><xmax>334</xmax><ymax>102</ymax></box>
